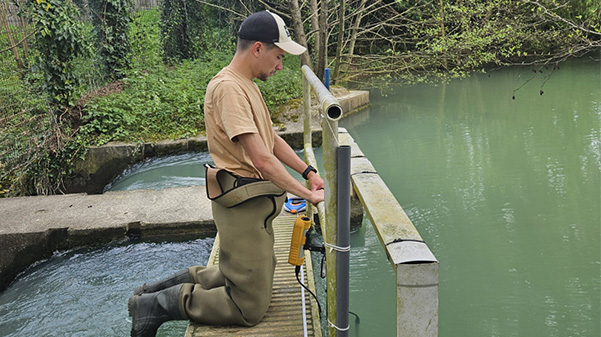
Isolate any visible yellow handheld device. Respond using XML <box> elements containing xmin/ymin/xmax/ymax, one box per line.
<box><xmin>288</xmin><ymin>215</ymin><xmax>312</xmax><ymax>266</ymax></box>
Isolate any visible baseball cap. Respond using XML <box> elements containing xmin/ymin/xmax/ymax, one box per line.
<box><xmin>238</xmin><ymin>10</ymin><xmax>307</xmax><ymax>55</ymax></box>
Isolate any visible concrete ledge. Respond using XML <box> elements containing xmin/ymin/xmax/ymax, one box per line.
<box><xmin>0</xmin><ymin>186</ymin><xmax>215</xmax><ymax>292</ymax></box>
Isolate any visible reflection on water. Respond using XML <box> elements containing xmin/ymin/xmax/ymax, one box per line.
<box><xmin>342</xmin><ymin>57</ymin><xmax>600</xmax><ymax>337</ymax></box>
<box><xmin>105</xmin><ymin>152</ymin><xmax>213</xmax><ymax>192</ymax></box>
<box><xmin>0</xmin><ymin>239</ymin><xmax>214</xmax><ymax>337</ymax></box>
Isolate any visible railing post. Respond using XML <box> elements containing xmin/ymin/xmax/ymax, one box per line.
<box><xmin>322</xmin><ymin>113</ymin><xmax>338</xmax><ymax>337</ymax></box>
<box><xmin>301</xmin><ymin>65</ymin><xmax>343</xmax><ymax>337</ymax></box>
<box><xmin>336</xmin><ymin>145</ymin><xmax>351</xmax><ymax>337</ymax></box>
<box><xmin>303</xmin><ymin>71</ymin><xmax>314</xmax><ymax>220</ymax></box>
<box><xmin>396</xmin><ymin>262</ymin><xmax>439</xmax><ymax>336</ymax></box>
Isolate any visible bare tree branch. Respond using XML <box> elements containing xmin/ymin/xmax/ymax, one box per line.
<box><xmin>0</xmin><ymin>29</ymin><xmax>36</xmax><ymax>54</ymax></box>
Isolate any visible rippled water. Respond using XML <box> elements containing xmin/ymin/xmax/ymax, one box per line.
<box><xmin>104</xmin><ymin>152</ymin><xmax>213</xmax><ymax>192</ymax></box>
<box><xmin>0</xmin><ymin>238</ymin><xmax>214</xmax><ymax>336</ymax></box>
<box><xmin>341</xmin><ymin>57</ymin><xmax>600</xmax><ymax>337</ymax></box>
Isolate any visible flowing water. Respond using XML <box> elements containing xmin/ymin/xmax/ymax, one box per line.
<box><xmin>0</xmin><ymin>57</ymin><xmax>598</xmax><ymax>336</ymax></box>
<box><xmin>0</xmin><ymin>239</ymin><xmax>214</xmax><ymax>337</ymax></box>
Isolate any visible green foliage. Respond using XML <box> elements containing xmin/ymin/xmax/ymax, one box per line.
<box><xmin>129</xmin><ymin>8</ymin><xmax>162</xmax><ymax>70</ymax></box>
<box><xmin>89</xmin><ymin>0</ymin><xmax>133</xmax><ymax>79</ymax></box>
<box><xmin>256</xmin><ymin>56</ymin><xmax>303</xmax><ymax>116</ymax></box>
<box><xmin>20</xmin><ymin>131</ymin><xmax>89</xmax><ymax>195</ymax></box>
<box><xmin>81</xmin><ymin>53</ymin><xmax>233</xmax><ymax>143</ymax></box>
<box><xmin>160</xmin><ymin>0</ymin><xmax>207</xmax><ymax>64</ymax></box>
<box><xmin>25</xmin><ymin>0</ymin><xmax>93</xmax><ymax>107</ymax></box>
<box><xmin>339</xmin><ymin>0</ymin><xmax>600</xmax><ymax>87</ymax></box>
<box><xmin>80</xmin><ymin>52</ymin><xmax>304</xmax><ymax>143</ymax></box>
<box><xmin>1</xmin><ymin>2</ymin><xmax>305</xmax><ymax>196</ymax></box>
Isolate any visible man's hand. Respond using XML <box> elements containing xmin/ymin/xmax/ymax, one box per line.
<box><xmin>306</xmin><ymin>171</ymin><xmax>325</xmax><ymax>205</ymax></box>
<box><xmin>307</xmin><ymin>188</ymin><xmax>324</xmax><ymax>205</ymax></box>
<box><xmin>307</xmin><ymin>171</ymin><xmax>324</xmax><ymax>192</ymax></box>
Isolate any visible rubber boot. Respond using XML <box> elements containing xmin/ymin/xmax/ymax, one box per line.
<box><xmin>128</xmin><ymin>284</ymin><xmax>187</xmax><ymax>337</ymax></box>
<box><xmin>133</xmin><ymin>269</ymin><xmax>192</xmax><ymax>295</ymax></box>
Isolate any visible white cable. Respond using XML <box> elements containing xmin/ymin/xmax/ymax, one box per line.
<box><xmin>324</xmin><ymin>242</ymin><xmax>351</xmax><ymax>253</ymax></box>
<box><xmin>301</xmin><ymin>266</ymin><xmax>308</xmax><ymax>337</ymax></box>
<box><xmin>328</xmin><ymin>319</ymin><xmax>350</xmax><ymax>331</ymax></box>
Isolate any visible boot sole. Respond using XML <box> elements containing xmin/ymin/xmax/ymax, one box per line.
<box><xmin>128</xmin><ymin>295</ymin><xmax>136</xmax><ymax>317</ymax></box>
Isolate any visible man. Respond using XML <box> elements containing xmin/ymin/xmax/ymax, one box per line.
<box><xmin>128</xmin><ymin>10</ymin><xmax>324</xmax><ymax>337</ymax></box>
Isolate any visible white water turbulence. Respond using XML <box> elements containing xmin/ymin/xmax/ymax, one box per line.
<box><xmin>0</xmin><ymin>238</ymin><xmax>214</xmax><ymax>337</ymax></box>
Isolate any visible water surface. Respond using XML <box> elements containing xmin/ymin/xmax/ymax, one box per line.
<box><xmin>341</xmin><ymin>57</ymin><xmax>600</xmax><ymax>336</ymax></box>
<box><xmin>0</xmin><ymin>239</ymin><xmax>214</xmax><ymax>336</ymax></box>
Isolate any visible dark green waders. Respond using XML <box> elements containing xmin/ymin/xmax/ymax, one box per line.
<box><xmin>179</xmin><ymin>167</ymin><xmax>286</xmax><ymax>326</ymax></box>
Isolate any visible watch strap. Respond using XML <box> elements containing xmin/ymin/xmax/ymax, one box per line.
<box><xmin>302</xmin><ymin>165</ymin><xmax>317</xmax><ymax>180</ymax></box>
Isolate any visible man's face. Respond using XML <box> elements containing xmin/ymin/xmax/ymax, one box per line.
<box><xmin>256</xmin><ymin>44</ymin><xmax>285</xmax><ymax>82</ymax></box>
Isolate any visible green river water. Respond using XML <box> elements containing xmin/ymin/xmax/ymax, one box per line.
<box><xmin>0</xmin><ymin>57</ymin><xmax>598</xmax><ymax>336</ymax></box>
<box><xmin>342</xmin><ymin>57</ymin><xmax>600</xmax><ymax>337</ymax></box>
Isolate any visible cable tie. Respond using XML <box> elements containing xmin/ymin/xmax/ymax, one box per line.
<box><xmin>324</xmin><ymin>242</ymin><xmax>350</xmax><ymax>253</ymax></box>
<box><xmin>385</xmin><ymin>238</ymin><xmax>425</xmax><ymax>246</ymax></box>
<box><xmin>351</xmin><ymin>171</ymin><xmax>378</xmax><ymax>176</ymax></box>
<box><xmin>328</xmin><ymin>319</ymin><xmax>350</xmax><ymax>331</ymax></box>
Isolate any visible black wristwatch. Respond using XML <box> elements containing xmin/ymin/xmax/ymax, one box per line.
<box><xmin>302</xmin><ymin>165</ymin><xmax>317</xmax><ymax>180</ymax></box>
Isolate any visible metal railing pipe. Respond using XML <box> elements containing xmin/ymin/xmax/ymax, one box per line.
<box><xmin>301</xmin><ymin>64</ymin><xmax>344</xmax><ymax>337</ymax></box>
<box><xmin>302</xmin><ymin>65</ymin><xmax>342</xmax><ymax>121</ymax></box>
<box><xmin>303</xmin><ymin>70</ymin><xmax>315</xmax><ymax>221</ymax></box>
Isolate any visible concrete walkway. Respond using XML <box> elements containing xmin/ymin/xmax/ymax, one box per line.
<box><xmin>0</xmin><ymin>186</ymin><xmax>215</xmax><ymax>291</ymax></box>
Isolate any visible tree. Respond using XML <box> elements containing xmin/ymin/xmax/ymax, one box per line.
<box><xmin>89</xmin><ymin>0</ymin><xmax>133</xmax><ymax>79</ymax></box>
<box><xmin>27</xmin><ymin>0</ymin><xmax>92</xmax><ymax>107</ymax></box>
<box><xmin>328</xmin><ymin>0</ymin><xmax>600</xmax><ymax>85</ymax></box>
<box><xmin>0</xmin><ymin>0</ymin><xmax>24</xmax><ymax>71</ymax></box>
<box><xmin>161</xmin><ymin>0</ymin><xmax>207</xmax><ymax>63</ymax></box>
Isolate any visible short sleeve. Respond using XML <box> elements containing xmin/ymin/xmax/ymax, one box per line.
<box><xmin>214</xmin><ymin>81</ymin><xmax>258</xmax><ymax>141</ymax></box>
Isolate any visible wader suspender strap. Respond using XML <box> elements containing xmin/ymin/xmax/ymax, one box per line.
<box><xmin>205</xmin><ymin>164</ymin><xmax>285</xmax><ymax>208</ymax></box>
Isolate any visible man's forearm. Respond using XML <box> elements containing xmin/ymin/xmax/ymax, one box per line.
<box><xmin>238</xmin><ymin>132</ymin><xmax>323</xmax><ymax>204</ymax></box>
<box><xmin>273</xmin><ymin>134</ymin><xmax>308</xmax><ymax>175</ymax></box>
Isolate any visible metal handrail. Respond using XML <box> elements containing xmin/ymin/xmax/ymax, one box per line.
<box><xmin>300</xmin><ymin>65</ymin><xmax>439</xmax><ymax>337</ymax></box>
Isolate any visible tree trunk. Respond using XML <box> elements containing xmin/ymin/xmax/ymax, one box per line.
<box><xmin>0</xmin><ymin>1</ymin><xmax>23</xmax><ymax>71</ymax></box>
<box><xmin>315</xmin><ymin>0</ymin><xmax>328</xmax><ymax>81</ymax></box>
<box><xmin>289</xmin><ymin>0</ymin><xmax>311</xmax><ymax>67</ymax></box>
<box><xmin>344</xmin><ymin>0</ymin><xmax>368</xmax><ymax>73</ymax></box>
<box><xmin>332</xmin><ymin>0</ymin><xmax>344</xmax><ymax>84</ymax></box>
<box><xmin>439</xmin><ymin>0</ymin><xmax>448</xmax><ymax>70</ymax></box>
<box><xmin>19</xmin><ymin>12</ymin><xmax>29</xmax><ymax>66</ymax></box>
<box><xmin>310</xmin><ymin>0</ymin><xmax>320</xmax><ymax>58</ymax></box>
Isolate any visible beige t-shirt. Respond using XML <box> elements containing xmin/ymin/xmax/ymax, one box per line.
<box><xmin>204</xmin><ymin>66</ymin><xmax>275</xmax><ymax>179</ymax></box>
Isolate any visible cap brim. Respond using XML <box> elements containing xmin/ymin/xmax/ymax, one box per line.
<box><xmin>275</xmin><ymin>40</ymin><xmax>307</xmax><ymax>55</ymax></box>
